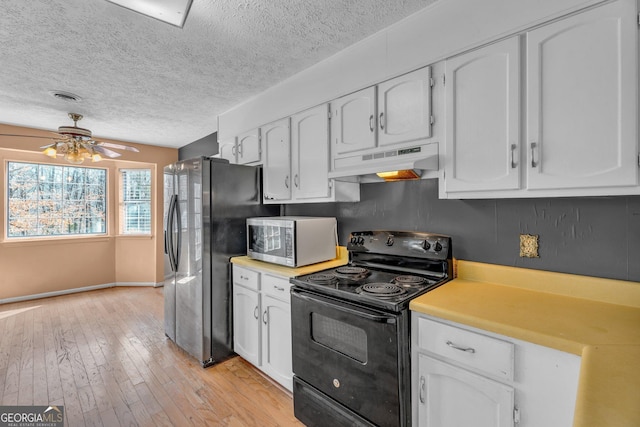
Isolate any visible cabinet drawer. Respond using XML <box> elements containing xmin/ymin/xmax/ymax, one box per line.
<box><xmin>233</xmin><ymin>265</ymin><xmax>260</xmax><ymax>291</ymax></box>
<box><xmin>262</xmin><ymin>274</ymin><xmax>292</xmax><ymax>303</ymax></box>
<box><xmin>417</xmin><ymin>317</ymin><xmax>514</xmax><ymax>380</ymax></box>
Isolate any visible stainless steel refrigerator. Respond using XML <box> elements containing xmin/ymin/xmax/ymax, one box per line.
<box><xmin>163</xmin><ymin>157</ymin><xmax>278</xmax><ymax>367</ymax></box>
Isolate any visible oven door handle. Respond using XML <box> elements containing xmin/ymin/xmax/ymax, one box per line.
<box><xmin>293</xmin><ymin>290</ymin><xmax>397</xmax><ymax>324</ymax></box>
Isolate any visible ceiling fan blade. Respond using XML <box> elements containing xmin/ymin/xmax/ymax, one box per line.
<box><xmin>96</xmin><ymin>141</ymin><xmax>140</xmax><ymax>152</ymax></box>
<box><xmin>0</xmin><ymin>133</ymin><xmax>58</xmax><ymax>140</ymax></box>
<box><xmin>92</xmin><ymin>145</ymin><xmax>122</xmax><ymax>158</ymax></box>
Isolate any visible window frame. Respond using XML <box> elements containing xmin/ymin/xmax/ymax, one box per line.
<box><xmin>5</xmin><ymin>160</ymin><xmax>109</xmax><ymax>240</ymax></box>
<box><xmin>118</xmin><ymin>168</ymin><xmax>152</xmax><ymax>236</ymax></box>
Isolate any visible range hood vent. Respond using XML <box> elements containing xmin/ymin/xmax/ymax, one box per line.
<box><xmin>328</xmin><ymin>142</ymin><xmax>439</xmax><ymax>183</ymax></box>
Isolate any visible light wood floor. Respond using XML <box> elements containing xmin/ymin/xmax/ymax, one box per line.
<box><xmin>0</xmin><ymin>286</ymin><xmax>303</xmax><ymax>426</ymax></box>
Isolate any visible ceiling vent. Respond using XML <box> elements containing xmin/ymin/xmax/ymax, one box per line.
<box><xmin>49</xmin><ymin>91</ymin><xmax>82</xmax><ymax>103</ymax></box>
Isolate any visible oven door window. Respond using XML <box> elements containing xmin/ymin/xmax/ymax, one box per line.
<box><xmin>311</xmin><ymin>313</ymin><xmax>367</xmax><ymax>363</ymax></box>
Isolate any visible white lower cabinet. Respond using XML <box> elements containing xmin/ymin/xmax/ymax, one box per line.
<box><xmin>232</xmin><ymin>265</ymin><xmax>293</xmax><ymax>391</ymax></box>
<box><xmin>412</xmin><ymin>313</ymin><xmax>581</xmax><ymax>427</ymax></box>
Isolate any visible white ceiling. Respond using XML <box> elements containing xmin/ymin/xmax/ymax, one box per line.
<box><xmin>0</xmin><ymin>0</ymin><xmax>436</xmax><ymax>148</ymax></box>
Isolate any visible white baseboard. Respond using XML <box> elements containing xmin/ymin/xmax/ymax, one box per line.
<box><xmin>0</xmin><ymin>283</ymin><xmax>115</xmax><ymax>305</ymax></box>
<box><xmin>0</xmin><ymin>281</ymin><xmax>164</xmax><ymax>305</ymax></box>
<box><xmin>116</xmin><ymin>282</ymin><xmax>163</xmax><ymax>288</ymax></box>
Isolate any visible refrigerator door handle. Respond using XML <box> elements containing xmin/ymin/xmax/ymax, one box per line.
<box><xmin>167</xmin><ymin>194</ymin><xmax>178</xmax><ymax>272</ymax></box>
<box><xmin>174</xmin><ymin>195</ymin><xmax>182</xmax><ymax>272</ymax></box>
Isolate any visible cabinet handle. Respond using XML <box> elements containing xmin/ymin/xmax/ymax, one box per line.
<box><xmin>253</xmin><ymin>306</ymin><xmax>259</xmax><ymax>319</ymax></box>
<box><xmin>262</xmin><ymin>310</ymin><xmax>268</xmax><ymax>325</ymax></box>
<box><xmin>285</xmin><ymin>175</ymin><xmax>289</xmax><ymax>189</ymax></box>
<box><xmin>294</xmin><ymin>174</ymin><xmax>299</xmax><ymax>188</ymax></box>
<box><xmin>510</xmin><ymin>144</ymin><xmax>517</xmax><ymax>169</ymax></box>
<box><xmin>274</xmin><ymin>286</ymin><xmax>285</xmax><ymax>292</ymax></box>
<box><xmin>369</xmin><ymin>114</ymin><xmax>374</xmax><ymax>132</ymax></box>
<box><xmin>238</xmin><ymin>141</ymin><xmax>244</xmax><ymax>158</ymax></box>
<box><xmin>530</xmin><ymin>142</ymin><xmax>538</xmax><ymax>168</ymax></box>
<box><xmin>232</xmin><ymin>145</ymin><xmax>237</xmax><ymax>156</ymax></box>
<box><xmin>419</xmin><ymin>376</ymin><xmax>426</xmax><ymax>404</ymax></box>
<box><xmin>379</xmin><ymin>112</ymin><xmax>385</xmax><ymax>130</ymax></box>
<box><xmin>446</xmin><ymin>340</ymin><xmax>476</xmax><ymax>353</ymax></box>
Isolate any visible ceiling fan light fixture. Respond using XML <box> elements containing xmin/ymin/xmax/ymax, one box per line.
<box><xmin>43</xmin><ymin>146</ymin><xmax>58</xmax><ymax>158</ymax></box>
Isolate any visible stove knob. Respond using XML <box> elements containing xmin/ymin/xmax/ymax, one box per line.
<box><xmin>357</xmin><ymin>236</ymin><xmax>365</xmax><ymax>245</ymax></box>
<box><xmin>386</xmin><ymin>236</ymin><xmax>394</xmax><ymax>246</ymax></box>
<box><xmin>350</xmin><ymin>236</ymin><xmax>358</xmax><ymax>244</ymax></box>
<box><xmin>422</xmin><ymin>240</ymin><xmax>431</xmax><ymax>251</ymax></box>
<box><xmin>434</xmin><ymin>242</ymin><xmax>443</xmax><ymax>252</ymax></box>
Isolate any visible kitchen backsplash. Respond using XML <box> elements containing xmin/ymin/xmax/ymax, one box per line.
<box><xmin>284</xmin><ymin>179</ymin><xmax>640</xmax><ymax>283</ymax></box>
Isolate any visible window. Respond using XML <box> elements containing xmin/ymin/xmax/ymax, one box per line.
<box><xmin>120</xmin><ymin>169</ymin><xmax>151</xmax><ymax>234</ymax></box>
<box><xmin>7</xmin><ymin>162</ymin><xmax>107</xmax><ymax>238</ymax></box>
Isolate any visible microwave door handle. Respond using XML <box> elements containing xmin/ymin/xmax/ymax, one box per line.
<box><xmin>293</xmin><ymin>290</ymin><xmax>397</xmax><ymax>324</ymax></box>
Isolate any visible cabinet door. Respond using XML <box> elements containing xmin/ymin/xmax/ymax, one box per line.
<box><xmin>417</xmin><ymin>354</ymin><xmax>514</xmax><ymax>427</ymax></box>
<box><xmin>261</xmin><ymin>294</ymin><xmax>293</xmax><ymax>391</ymax></box>
<box><xmin>292</xmin><ymin>104</ymin><xmax>332</xmax><ymax>200</ymax></box>
<box><xmin>444</xmin><ymin>37</ymin><xmax>521</xmax><ymax>193</ymax></box>
<box><xmin>232</xmin><ymin>285</ymin><xmax>260</xmax><ymax>366</ymax></box>
<box><xmin>217</xmin><ymin>137</ymin><xmax>237</xmax><ymax>163</ymax></box>
<box><xmin>331</xmin><ymin>86</ymin><xmax>377</xmax><ymax>155</ymax></box>
<box><xmin>262</xmin><ymin>118</ymin><xmax>291</xmax><ymax>201</ymax></box>
<box><xmin>526</xmin><ymin>0</ymin><xmax>637</xmax><ymax>190</ymax></box>
<box><xmin>377</xmin><ymin>66</ymin><xmax>432</xmax><ymax>147</ymax></box>
<box><xmin>237</xmin><ymin>128</ymin><xmax>261</xmax><ymax>164</ymax></box>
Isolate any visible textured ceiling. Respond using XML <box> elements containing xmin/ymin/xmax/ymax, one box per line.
<box><xmin>0</xmin><ymin>0</ymin><xmax>436</xmax><ymax>148</ymax></box>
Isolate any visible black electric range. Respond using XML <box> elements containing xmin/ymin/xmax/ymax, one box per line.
<box><xmin>290</xmin><ymin>230</ymin><xmax>452</xmax><ymax>313</ymax></box>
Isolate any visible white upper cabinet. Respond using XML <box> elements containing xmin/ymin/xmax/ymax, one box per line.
<box><xmin>526</xmin><ymin>0</ymin><xmax>637</xmax><ymax>190</ymax></box>
<box><xmin>263</xmin><ymin>106</ymin><xmax>360</xmax><ymax>204</ymax></box>
<box><xmin>262</xmin><ymin>118</ymin><xmax>291</xmax><ymax>201</ymax></box>
<box><xmin>217</xmin><ymin>137</ymin><xmax>237</xmax><ymax>163</ymax></box>
<box><xmin>444</xmin><ymin>37</ymin><xmax>521</xmax><ymax>193</ymax></box>
<box><xmin>442</xmin><ymin>0</ymin><xmax>638</xmax><ymax>198</ymax></box>
<box><xmin>377</xmin><ymin>66</ymin><xmax>433</xmax><ymax>147</ymax></box>
<box><xmin>331</xmin><ymin>87</ymin><xmax>377</xmax><ymax>155</ymax></box>
<box><xmin>291</xmin><ymin>104</ymin><xmax>332</xmax><ymax>200</ymax></box>
<box><xmin>237</xmin><ymin>128</ymin><xmax>262</xmax><ymax>165</ymax></box>
<box><xmin>330</xmin><ymin>66</ymin><xmax>434</xmax><ymax>173</ymax></box>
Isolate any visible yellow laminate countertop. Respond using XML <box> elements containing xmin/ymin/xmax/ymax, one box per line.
<box><xmin>230</xmin><ymin>246</ymin><xmax>348</xmax><ymax>278</ymax></box>
<box><xmin>409</xmin><ymin>260</ymin><xmax>640</xmax><ymax>427</ymax></box>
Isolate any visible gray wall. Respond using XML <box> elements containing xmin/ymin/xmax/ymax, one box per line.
<box><xmin>285</xmin><ymin>179</ymin><xmax>640</xmax><ymax>282</ymax></box>
<box><xmin>179</xmin><ymin>132</ymin><xmax>218</xmax><ymax>160</ymax></box>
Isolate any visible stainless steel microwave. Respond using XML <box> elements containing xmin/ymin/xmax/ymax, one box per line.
<box><xmin>246</xmin><ymin>216</ymin><xmax>337</xmax><ymax>267</ymax></box>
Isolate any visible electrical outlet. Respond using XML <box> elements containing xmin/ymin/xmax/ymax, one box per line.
<box><xmin>520</xmin><ymin>234</ymin><xmax>539</xmax><ymax>258</ymax></box>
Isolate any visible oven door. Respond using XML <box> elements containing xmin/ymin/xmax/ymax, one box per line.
<box><xmin>291</xmin><ymin>288</ymin><xmax>410</xmax><ymax>427</ymax></box>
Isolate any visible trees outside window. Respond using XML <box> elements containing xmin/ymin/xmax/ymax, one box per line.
<box><xmin>120</xmin><ymin>169</ymin><xmax>151</xmax><ymax>234</ymax></box>
<box><xmin>7</xmin><ymin>162</ymin><xmax>107</xmax><ymax>237</ymax></box>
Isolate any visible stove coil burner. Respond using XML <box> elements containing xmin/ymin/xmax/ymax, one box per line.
<box><xmin>307</xmin><ymin>273</ymin><xmax>339</xmax><ymax>286</ymax></box>
<box><xmin>335</xmin><ymin>266</ymin><xmax>370</xmax><ymax>281</ymax></box>
<box><xmin>356</xmin><ymin>283</ymin><xmax>406</xmax><ymax>298</ymax></box>
<box><xmin>393</xmin><ymin>275</ymin><xmax>427</xmax><ymax>286</ymax></box>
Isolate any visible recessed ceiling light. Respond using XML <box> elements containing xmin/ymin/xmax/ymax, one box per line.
<box><xmin>106</xmin><ymin>0</ymin><xmax>193</xmax><ymax>28</ymax></box>
<box><xmin>49</xmin><ymin>90</ymin><xmax>82</xmax><ymax>102</ymax></box>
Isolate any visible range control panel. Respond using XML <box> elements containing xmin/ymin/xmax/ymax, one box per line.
<box><xmin>347</xmin><ymin>230</ymin><xmax>451</xmax><ymax>261</ymax></box>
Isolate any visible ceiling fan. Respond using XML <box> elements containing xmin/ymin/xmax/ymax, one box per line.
<box><xmin>0</xmin><ymin>112</ymin><xmax>139</xmax><ymax>164</ymax></box>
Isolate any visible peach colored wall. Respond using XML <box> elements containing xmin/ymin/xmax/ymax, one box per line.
<box><xmin>0</xmin><ymin>123</ymin><xmax>178</xmax><ymax>301</ymax></box>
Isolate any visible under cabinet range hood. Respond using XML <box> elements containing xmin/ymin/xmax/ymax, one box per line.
<box><xmin>328</xmin><ymin>141</ymin><xmax>439</xmax><ymax>182</ymax></box>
